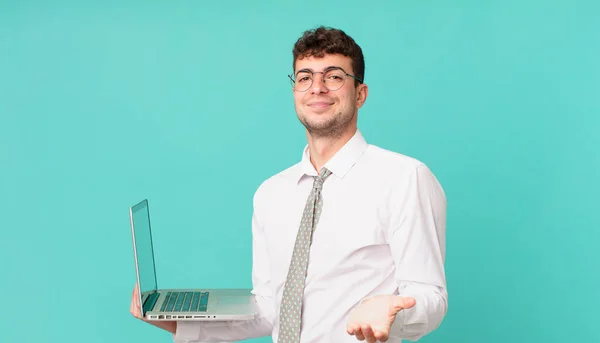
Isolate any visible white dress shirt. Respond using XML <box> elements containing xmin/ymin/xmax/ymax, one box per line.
<box><xmin>174</xmin><ymin>130</ymin><xmax>447</xmax><ymax>343</ymax></box>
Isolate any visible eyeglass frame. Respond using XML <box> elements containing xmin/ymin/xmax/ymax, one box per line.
<box><xmin>288</xmin><ymin>66</ymin><xmax>364</xmax><ymax>92</ymax></box>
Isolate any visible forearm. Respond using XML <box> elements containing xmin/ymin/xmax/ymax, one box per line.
<box><xmin>172</xmin><ymin>294</ymin><xmax>274</xmax><ymax>342</ymax></box>
<box><xmin>148</xmin><ymin>320</ymin><xmax>177</xmax><ymax>334</ymax></box>
<box><xmin>174</xmin><ymin>316</ymin><xmax>272</xmax><ymax>342</ymax></box>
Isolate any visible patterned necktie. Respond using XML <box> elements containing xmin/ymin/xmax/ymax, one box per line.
<box><xmin>277</xmin><ymin>168</ymin><xmax>332</xmax><ymax>343</ymax></box>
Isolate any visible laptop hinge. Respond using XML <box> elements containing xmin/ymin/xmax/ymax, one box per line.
<box><xmin>143</xmin><ymin>291</ymin><xmax>160</xmax><ymax>313</ymax></box>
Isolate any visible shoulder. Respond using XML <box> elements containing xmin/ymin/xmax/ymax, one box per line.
<box><xmin>363</xmin><ymin>144</ymin><xmax>445</xmax><ymax>197</ymax></box>
<box><xmin>364</xmin><ymin>144</ymin><xmax>436</xmax><ymax>178</ymax></box>
<box><xmin>365</xmin><ymin>144</ymin><xmax>425</xmax><ymax>170</ymax></box>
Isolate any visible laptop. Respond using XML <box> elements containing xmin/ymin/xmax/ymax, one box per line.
<box><xmin>129</xmin><ymin>199</ymin><xmax>258</xmax><ymax>321</ymax></box>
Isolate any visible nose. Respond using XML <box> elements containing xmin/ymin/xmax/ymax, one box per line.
<box><xmin>310</xmin><ymin>73</ymin><xmax>328</xmax><ymax>94</ymax></box>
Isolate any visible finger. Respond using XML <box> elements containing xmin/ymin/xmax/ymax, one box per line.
<box><xmin>374</xmin><ymin>330</ymin><xmax>389</xmax><ymax>342</ymax></box>
<box><xmin>361</xmin><ymin>324</ymin><xmax>377</xmax><ymax>343</ymax></box>
<box><xmin>130</xmin><ymin>295</ymin><xmax>136</xmax><ymax>315</ymax></box>
<box><xmin>135</xmin><ymin>299</ymin><xmax>142</xmax><ymax>318</ymax></box>
<box><xmin>402</xmin><ymin>296</ymin><xmax>416</xmax><ymax>308</ymax></box>
<box><xmin>354</xmin><ymin>326</ymin><xmax>366</xmax><ymax>341</ymax></box>
<box><xmin>394</xmin><ymin>296</ymin><xmax>416</xmax><ymax>311</ymax></box>
<box><xmin>134</xmin><ymin>288</ymin><xmax>140</xmax><ymax>308</ymax></box>
<box><xmin>347</xmin><ymin>323</ymin><xmax>357</xmax><ymax>335</ymax></box>
<box><xmin>131</xmin><ymin>286</ymin><xmax>142</xmax><ymax>319</ymax></box>
<box><xmin>130</xmin><ymin>301</ymin><xmax>139</xmax><ymax>318</ymax></box>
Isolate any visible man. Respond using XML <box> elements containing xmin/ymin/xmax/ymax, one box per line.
<box><xmin>131</xmin><ymin>26</ymin><xmax>447</xmax><ymax>343</ymax></box>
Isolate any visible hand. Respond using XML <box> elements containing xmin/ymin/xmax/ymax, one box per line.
<box><xmin>346</xmin><ymin>295</ymin><xmax>416</xmax><ymax>343</ymax></box>
<box><xmin>130</xmin><ymin>283</ymin><xmax>177</xmax><ymax>334</ymax></box>
<box><xmin>130</xmin><ymin>283</ymin><xmax>145</xmax><ymax>320</ymax></box>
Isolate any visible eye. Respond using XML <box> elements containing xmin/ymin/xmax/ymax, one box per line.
<box><xmin>325</xmin><ymin>71</ymin><xmax>345</xmax><ymax>81</ymax></box>
<box><xmin>296</xmin><ymin>72</ymin><xmax>312</xmax><ymax>83</ymax></box>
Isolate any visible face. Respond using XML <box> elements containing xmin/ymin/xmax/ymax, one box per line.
<box><xmin>292</xmin><ymin>54</ymin><xmax>368</xmax><ymax>139</ymax></box>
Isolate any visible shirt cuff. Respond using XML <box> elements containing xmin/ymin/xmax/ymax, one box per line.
<box><xmin>389</xmin><ymin>297</ymin><xmax>428</xmax><ymax>341</ymax></box>
<box><xmin>389</xmin><ymin>288</ymin><xmax>447</xmax><ymax>341</ymax></box>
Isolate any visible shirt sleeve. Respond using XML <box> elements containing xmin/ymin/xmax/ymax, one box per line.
<box><xmin>387</xmin><ymin>163</ymin><xmax>448</xmax><ymax>341</ymax></box>
<box><xmin>172</xmin><ymin>192</ymin><xmax>276</xmax><ymax>342</ymax></box>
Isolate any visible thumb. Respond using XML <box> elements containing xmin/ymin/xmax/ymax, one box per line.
<box><xmin>394</xmin><ymin>296</ymin><xmax>416</xmax><ymax>311</ymax></box>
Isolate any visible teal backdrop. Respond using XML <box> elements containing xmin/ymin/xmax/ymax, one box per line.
<box><xmin>1</xmin><ymin>1</ymin><xmax>598</xmax><ymax>342</ymax></box>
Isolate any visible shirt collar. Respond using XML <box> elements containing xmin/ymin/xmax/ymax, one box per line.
<box><xmin>297</xmin><ymin>129</ymin><xmax>368</xmax><ymax>183</ymax></box>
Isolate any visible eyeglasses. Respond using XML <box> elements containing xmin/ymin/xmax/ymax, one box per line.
<box><xmin>288</xmin><ymin>67</ymin><xmax>363</xmax><ymax>92</ymax></box>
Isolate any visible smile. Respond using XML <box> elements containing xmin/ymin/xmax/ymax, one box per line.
<box><xmin>307</xmin><ymin>102</ymin><xmax>334</xmax><ymax>109</ymax></box>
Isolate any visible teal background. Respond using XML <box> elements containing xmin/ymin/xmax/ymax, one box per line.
<box><xmin>1</xmin><ymin>1</ymin><xmax>598</xmax><ymax>342</ymax></box>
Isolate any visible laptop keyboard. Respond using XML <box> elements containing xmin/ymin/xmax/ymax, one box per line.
<box><xmin>160</xmin><ymin>291</ymin><xmax>210</xmax><ymax>312</ymax></box>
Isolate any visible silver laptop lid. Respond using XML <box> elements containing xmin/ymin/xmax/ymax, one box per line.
<box><xmin>130</xmin><ymin>199</ymin><xmax>159</xmax><ymax>312</ymax></box>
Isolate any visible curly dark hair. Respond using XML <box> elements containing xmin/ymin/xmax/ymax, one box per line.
<box><xmin>292</xmin><ymin>26</ymin><xmax>365</xmax><ymax>86</ymax></box>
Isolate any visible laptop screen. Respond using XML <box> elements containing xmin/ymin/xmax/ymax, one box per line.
<box><xmin>131</xmin><ymin>199</ymin><xmax>158</xmax><ymax>295</ymax></box>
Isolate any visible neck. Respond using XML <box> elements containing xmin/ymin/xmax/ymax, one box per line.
<box><xmin>306</xmin><ymin>126</ymin><xmax>357</xmax><ymax>172</ymax></box>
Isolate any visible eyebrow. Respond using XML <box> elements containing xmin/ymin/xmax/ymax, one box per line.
<box><xmin>296</xmin><ymin>66</ymin><xmax>344</xmax><ymax>74</ymax></box>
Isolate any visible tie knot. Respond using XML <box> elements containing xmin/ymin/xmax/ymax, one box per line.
<box><xmin>313</xmin><ymin>168</ymin><xmax>332</xmax><ymax>190</ymax></box>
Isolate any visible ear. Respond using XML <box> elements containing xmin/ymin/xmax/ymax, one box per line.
<box><xmin>356</xmin><ymin>83</ymin><xmax>369</xmax><ymax>109</ymax></box>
